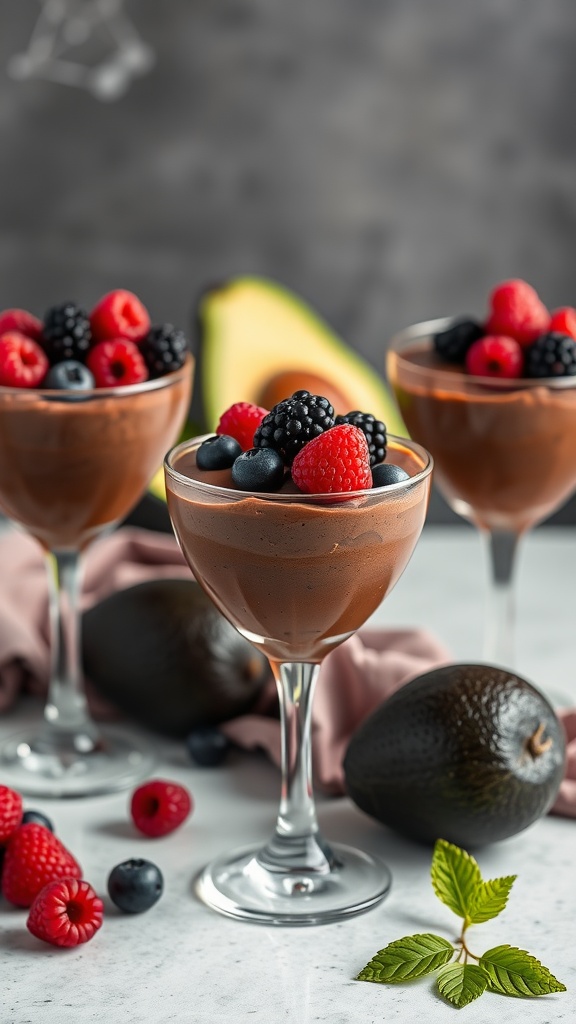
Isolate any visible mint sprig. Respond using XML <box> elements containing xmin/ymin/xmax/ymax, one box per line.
<box><xmin>356</xmin><ymin>839</ymin><xmax>566</xmax><ymax>1010</ymax></box>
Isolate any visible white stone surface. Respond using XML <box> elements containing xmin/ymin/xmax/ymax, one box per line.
<box><xmin>1</xmin><ymin>527</ymin><xmax>575</xmax><ymax>1024</ymax></box>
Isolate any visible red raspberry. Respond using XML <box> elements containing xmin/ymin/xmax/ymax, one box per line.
<box><xmin>0</xmin><ymin>785</ymin><xmax>22</xmax><ymax>843</ymax></box>
<box><xmin>291</xmin><ymin>423</ymin><xmax>372</xmax><ymax>494</ymax></box>
<box><xmin>130</xmin><ymin>779</ymin><xmax>192</xmax><ymax>838</ymax></box>
<box><xmin>216</xmin><ymin>401</ymin><xmax>269</xmax><ymax>451</ymax></box>
<box><xmin>549</xmin><ymin>306</ymin><xmax>576</xmax><ymax>340</ymax></box>
<box><xmin>2</xmin><ymin>823</ymin><xmax>82</xmax><ymax>907</ymax></box>
<box><xmin>87</xmin><ymin>338</ymin><xmax>149</xmax><ymax>387</ymax></box>
<box><xmin>27</xmin><ymin>877</ymin><xmax>103</xmax><ymax>948</ymax></box>
<box><xmin>0</xmin><ymin>332</ymin><xmax>49</xmax><ymax>388</ymax></box>
<box><xmin>485</xmin><ymin>279</ymin><xmax>550</xmax><ymax>347</ymax></box>
<box><xmin>90</xmin><ymin>289</ymin><xmax>151</xmax><ymax>344</ymax></box>
<box><xmin>0</xmin><ymin>308</ymin><xmax>42</xmax><ymax>341</ymax></box>
<box><xmin>465</xmin><ymin>335</ymin><xmax>525</xmax><ymax>379</ymax></box>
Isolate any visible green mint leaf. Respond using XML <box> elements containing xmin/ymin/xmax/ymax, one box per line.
<box><xmin>430</xmin><ymin>839</ymin><xmax>482</xmax><ymax>923</ymax></box>
<box><xmin>437</xmin><ymin>963</ymin><xmax>488</xmax><ymax>1008</ymax></box>
<box><xmin>467</xmin><ymin>875</ymin><xmax>517</xmax><ymax>924</ymax></box>
<box><xmin>479</xmin><ymin>945</ymin><xmax>567</xmax><ymax>997</ymax></box>
<box><xmin>357</xmin><ymin>933</ymin><xmax>455</xmax><ymax>983</ymax></box>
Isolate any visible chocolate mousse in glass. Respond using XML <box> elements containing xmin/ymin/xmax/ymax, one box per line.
<box><xmin>0</xmin><ymin>357</ymin><xmax>193</xmax><ymax>797</ymax></box>
<box><xmin>387</xmin><ymin>321</ymin><xmax>576</xmax><ymax>667</ymax></box>
<box><xmin>165</xmin><ymin>431</ymin><xmax>432</xmax><ymax>925</ymax></box>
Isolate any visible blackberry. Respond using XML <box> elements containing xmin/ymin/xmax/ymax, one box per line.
<box><xmin>433</xmin><ymin>317</ymin><xmax>484</xmax><ymax>363</ymax></box>
<box><xmin>140</xmin><ymin>323</ymin><xmax>188</xmax><ymax>378</ymax></box>
<box><xmin>335</xmin><ymin>411</ymin><xmax>387</xmax><ymax>466</ymax></box>
<box><xmin>42</xmin><ymin>302</ymin><xmax>92</xmax><ymax>364</ymax></box>
<box><xmin>526</xmin><ymin>332</ymin><xmax>576</xmax><ymax>378</ymax></box>
<box><xmin>253</xmin><ymin>390</ymin><xmax>335</xmax><ymax>465</ymax></box>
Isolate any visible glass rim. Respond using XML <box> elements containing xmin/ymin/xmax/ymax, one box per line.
<box><xmin>164</xmin><ymin>432</ymin><xmax>434</xmax><ymax>503</ymax></box>
<box><xmin>0</xmin><ymin>353</ymin><xmax>193</xmax><ymax>400</ymax></box>
<box><xmin>389</xmin><ymin>317</ymin><xmax>576</xmax><ymax>391</ymax></box>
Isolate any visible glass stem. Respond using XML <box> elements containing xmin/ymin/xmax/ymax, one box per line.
<box><xmin>482</xmin><ymin>530</ymin><xmax>520</xmax><ymax>669</ymax></box>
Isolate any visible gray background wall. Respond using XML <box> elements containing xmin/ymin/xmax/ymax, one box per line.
<box><xmin>2</xmin><ymin>0</ymin><xmax>576</xmax><ymax>523</ymax></box>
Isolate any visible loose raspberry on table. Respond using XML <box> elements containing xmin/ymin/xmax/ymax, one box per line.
<box><xmin>465</xmin><ymin>335</ymin><xmax>525</xmax><ymax>379</ymax></box>
<box><xmin>0</xmin><ymin>332</ymin><xmax>49</xmax><ymax>388</ymax></box>
<box><xmin>130</xmin><ymin>779</ymin><xmax>193</xmax><ymax>838</ymax></box>
<box><xmin>27</xmin><ymin>877</ymin><xmax>103</xmax><ymax>948</ymax></box>
<box><xmin>485</xmin><ymin>279</ymin><xmax>550</xmax><ymax>347</ymax></box>
<box><xmin>0</xmin><ymin>785</ymin><xmax>22</xmax><ymax>843</ymax></box>
<box><xmin>549</xmin><ymin>307</ymin><xmax>576</xmax><ymax>341</ymax></box>
<box><xmin>90</xmin><ymin>289</ymin><xmax>151</xmax><ymax>344</ymax></box>
<box><xmin>216</xmin><ymin>401</ymin><xmax>269</xmax><ymax>451</ymax></box>
<box><xmin>0</xmin><ymin>308</ymin><xmax>43</xmax><ymax>341</ymax></box>
<box><xmin>291</xmin><ymin>423</ymin><xmax>372</xmax><ymax>494</ymax></box>
<box><xmin>87</xmin><ymin>338</ymin><xmax>149</xmax><ymax>387</ymax></box>
<box><xmin>2</xmin><ymin>823</ymin><xmax>82</xmax><ymax>907</ymax></box>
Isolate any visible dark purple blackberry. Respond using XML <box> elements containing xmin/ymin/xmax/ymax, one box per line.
<box><xmin>335</xmin><ymin>411</ymin><xmax>387</xmax><ymax>466</ymax></box>
<box><xmin>253</xmin><ymin>390</ymin><xmax>335</xmax><ymax>465</ymax></box>
<box><xmin>433</xmin><ymin>317</ymin><xmax>484</xmax><ymax>363</ymax></box>
<box><xmin>140</xmin><ymin>324</ymin><xmax>188</xmax><ymax>378</ymax></box>
<box><xmin>42</xmin><ymin>302</ymin><xmax>92</xmax><ymax>364</ymax></box>
<box><xmin>526</xmin><ymin>332</ymin><xmax>576</xmax><ymax>378</ymax></box>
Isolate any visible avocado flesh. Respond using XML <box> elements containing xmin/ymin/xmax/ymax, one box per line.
<box><xmin>343</xmin><ymin>664</ymin><xmax>566</xmax><ymax>848</ymax></box>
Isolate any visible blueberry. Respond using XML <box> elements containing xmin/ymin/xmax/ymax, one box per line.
<box><xmin>107</xmin><ymin>858</ymin><xmax>164</xmax><ymax>914</ymax></box>
<box><xmin>197</xmin><ymin>434</ymin><xmax>242</xmax><ymax>470</ymax></box>
<box><xmin>231</xmin><ymin>448</ymin><xmax>285</xmax><ymax>491</ymax></box>
<box><xmin>43</xmin><ymin>359</ymin><xmax>95</xmax><ymax>390</ymax></box>
<box><xmin>22</xmin><ymin>809</ymin><xmax>54</xmax><ymax>832</ymax></box>
<box><xmin>372</xmin><ymin>463</ymin><xmax>410</xmax><ymax>487</ymax></box>
<box><xmin>186</xmin><ymin>727</ymin><xmax>230</xmax><ymax>767</ymax></box>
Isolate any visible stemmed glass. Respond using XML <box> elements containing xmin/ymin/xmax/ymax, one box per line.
<box><xmin>387</xmin><ymin>320</ymin><xmax>576</xmax><ymax>668</ymax></box>
<box><xmin>164</xmin><ymin>432</ymin><xmax>432</xmax><ymax>925</ymax></box>
<box><xmin>0</xmin><ymin>358</ymin><xmax>192</xmax><ymax>797</ymax></box>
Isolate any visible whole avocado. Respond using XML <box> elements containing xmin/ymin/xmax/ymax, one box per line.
<box><xmin>343</xmin><ymin>664</ymin><xmax>566</xmax><ymax>847</ymax></box>
<box><xmin>83</xmin><ymin>579</ymin><xmax>270</xmax><ymax>736</ymax></box>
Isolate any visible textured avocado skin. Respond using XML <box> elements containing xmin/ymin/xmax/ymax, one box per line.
<box><xmin>83</xmin><ymin>579</ymin><xmax>270</xmax><ymax>736</ymax></box>
<box><xmin>343</xmin><ymin>664</ymin><xmax>566</xmax><ymax>847</ymax></box>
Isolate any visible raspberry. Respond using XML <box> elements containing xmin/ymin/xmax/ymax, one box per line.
<box><xmin>0</xmin><ymin>308</ymin><xmax>42</xmax><ymax>341</ymax></box>
<box><xmin>139</xmin><ymin>324</ymin><xmax>189</xmax><ymax>378</ymax></box>
<box><xmin>87</xmin><ymin>338</ymin><xmax>149</xmax><ymax>387</ymax></box>
<box><xmin>526</xmin><ymin>332</ymin><xmax>576</xmax><ymax>378</ymax></box>
<box><xmin>0</xmin><ymin>332</ymin><xmax>49</xmax><ymax>387</ymax></box>
<box><xmin>27</xmin><ymin>878</ymin><xmax>103</xmax><ymax>948</ymax></box>
<box><xmin>216</xmin><ymin>401</ymin><xmax>269</xmax><ymax>451</ymax></box>
<box><xmin>130</xmin><ymin>779</ymin><xmax>192</xmax><ymax>838</ymax></box>
<box><xmin>254</xmin><ymin>390</ymin><xmax>335</xmax><ymax>466</ymax></box>
<box><xmin>90</xmin><ymin>289</ymin><xmax>151</xmax><ymax>344</ymax></box>
<box><xmin>465</xmin><ymin>335</ymin><xmax>525</xmax><ymax>379</ymax></box>
<box><xmin>291</xmin><ymin>423</ymin><xmax>372</xmax><ymax>494</ymax></box>
<box><xmin>549</xmin><ymin>307</ymin><xmax>576</xmax><ymax>341</ymax></box>
<box><xmin>485</xmin><ymin>279</ymin><xmax>550</xmax><ymax>347</ymax></box>
<box><xmin>42</xmin><ymin>302</ymin><xmax>92</xmax><ymax>363</ymax></box>
<box><xmin>0</xmin><ymin>785</ymin><xmax>22</xmax><ymax>843</ymax></box>
<box><xmin>334</xmin><ymin>411</ymin><xmax>387</xmax><ymax>467</ymax></box>
<box><xmin>2</xmin><ymin>823</ymin><xmax>81</xmax><ymax>907</ymax></box>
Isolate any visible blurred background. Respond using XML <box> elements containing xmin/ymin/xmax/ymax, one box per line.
<box><xmin>2</xmin><ymin>0</ymin><xmax>576</xmax><ymax>522</ymax></box>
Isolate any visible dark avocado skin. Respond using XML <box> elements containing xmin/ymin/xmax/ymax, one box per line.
<box><xmin>343</xmin><ymin>664</ymin><xmax>566</xmax><ymax>847</ymax></box>
<box><xmin>82</xmin><ymin>579</ymin><xmax>271</xmax><ymax>737</ymax></box>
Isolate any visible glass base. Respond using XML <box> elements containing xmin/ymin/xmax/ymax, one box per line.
<box><xmin>195</xmin><ymin>842</ymin><xmax>392</xmax><ymax>925</ymax></box>
<box><xmin>0</xmin><ymin>725</ymin><xmax>155</xmax><ymax>798</ymax></box>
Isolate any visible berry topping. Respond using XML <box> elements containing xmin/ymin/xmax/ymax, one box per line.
<box><xmin>216</xmin><ymin>401</ymin><xmax>269</xmax><ymax>451</ymax></box>
<box><xmin>107</xmin><ymin>858</ymin><xmax>164</xmax><ymax>914</ymax></box>
<box><xmin>231</xmin><ymin>447</ymin><xmax>285</xmax><ymax>492</ymax></box>
<box><xmin>139</xmin><ymin>324</ymin><xmax>188</xmax><ymax>378</ymax></box>
<box><xmin>335</xmin><ymin>411</ymin><xmax>387</xmax><ymax>466</ymax></box>
<box><xmin>0</xmin><ymin>785</ymin><xmax>23</xmax><ymax>843</ymax></box>
<box><xmin>186</xmin><ymin>727</ymin><xmax>231</xmax><ymax>767</ymax></box>
<box><xmin>197</xmin><ymin>434</ymin><xmax>242</xmax><ymax>470</ymax></box>
<box><xmin>0</xmin><ymin>308</ymin><xmax>42</xmax><ymax>341</ymax></box>
<box><xmin>254</xmin><ymin>390</ymin><xmax>335</xmax><ymax>466</ymax></box>
<box><xmin>291</xmin><ymin>423</ymin><xmax>372</xmax><ymax>494</ymax></box>
<box><xmin>130</xmin><ymin>779</ymin><xmax>192</xmax><ymax>838</ymax></box>
<box><xmin>526</xmin><ymin>332</ymin><xmax>576</xmax><ymax>378</ymax></box>
<box><xmin>87</xmin><ymin>338</ymin><xmax>149</xmax><ymax>387</ymax></box>
<box><xmin>549</xmin><ymin>307</ymin><xmax>576</xmax><ymax>341</ymax></box>
<box><xmin>433</xmin><ymin>317</ymin><xmax>484</xmax><ymax>363</ymax></box>
<box><xmin>27</xmin><ymin>878</ymin><xmax>103</xmax><ymax>947</ymax></box>
<box><xmin>43</xmin><ymin>359</ymin><xmax>95</xmax><ymax>391</ymax></box>
<box><xmin>1</xmin><ymin>823</ymin><xmax>81</xmax><ymax>907</ymax></box>
<box><xmin>0</xmin><ymin>332</ymin><xmax>49</xmax><ymax>388</ymax></box>
<box><xmin>21</xmin><ymin>809</ymin><xmax>54</xmax><ymax>831</ymax></box>
<box><xmin>485</xmin><ymin>279</ymin><xmax>550</xmax><ymax>347</ymax></box>
<box><xmin>465</xmin><ymin>335</ymin><xmax>525</xmax><ymax>379</ymax></box>
<box><xmin>90</xmin><ymin>289</ymin><xmax>151</xmax><ymax>344</ymax></box>
<box><xmin>42</xmin><ymin>302</ymin><xmax>92</xmax><ymax>363</ymax></box>
<box><xmin>372</xmin><ymin>463</ymin><xmax>410</xmax><ymax>487</ymax></box>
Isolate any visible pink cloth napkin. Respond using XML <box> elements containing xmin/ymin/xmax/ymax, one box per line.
<box><xmin>0</xmin><ymin>526</ymin><xmax>574</xmax><ymax>817</ymax></box>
